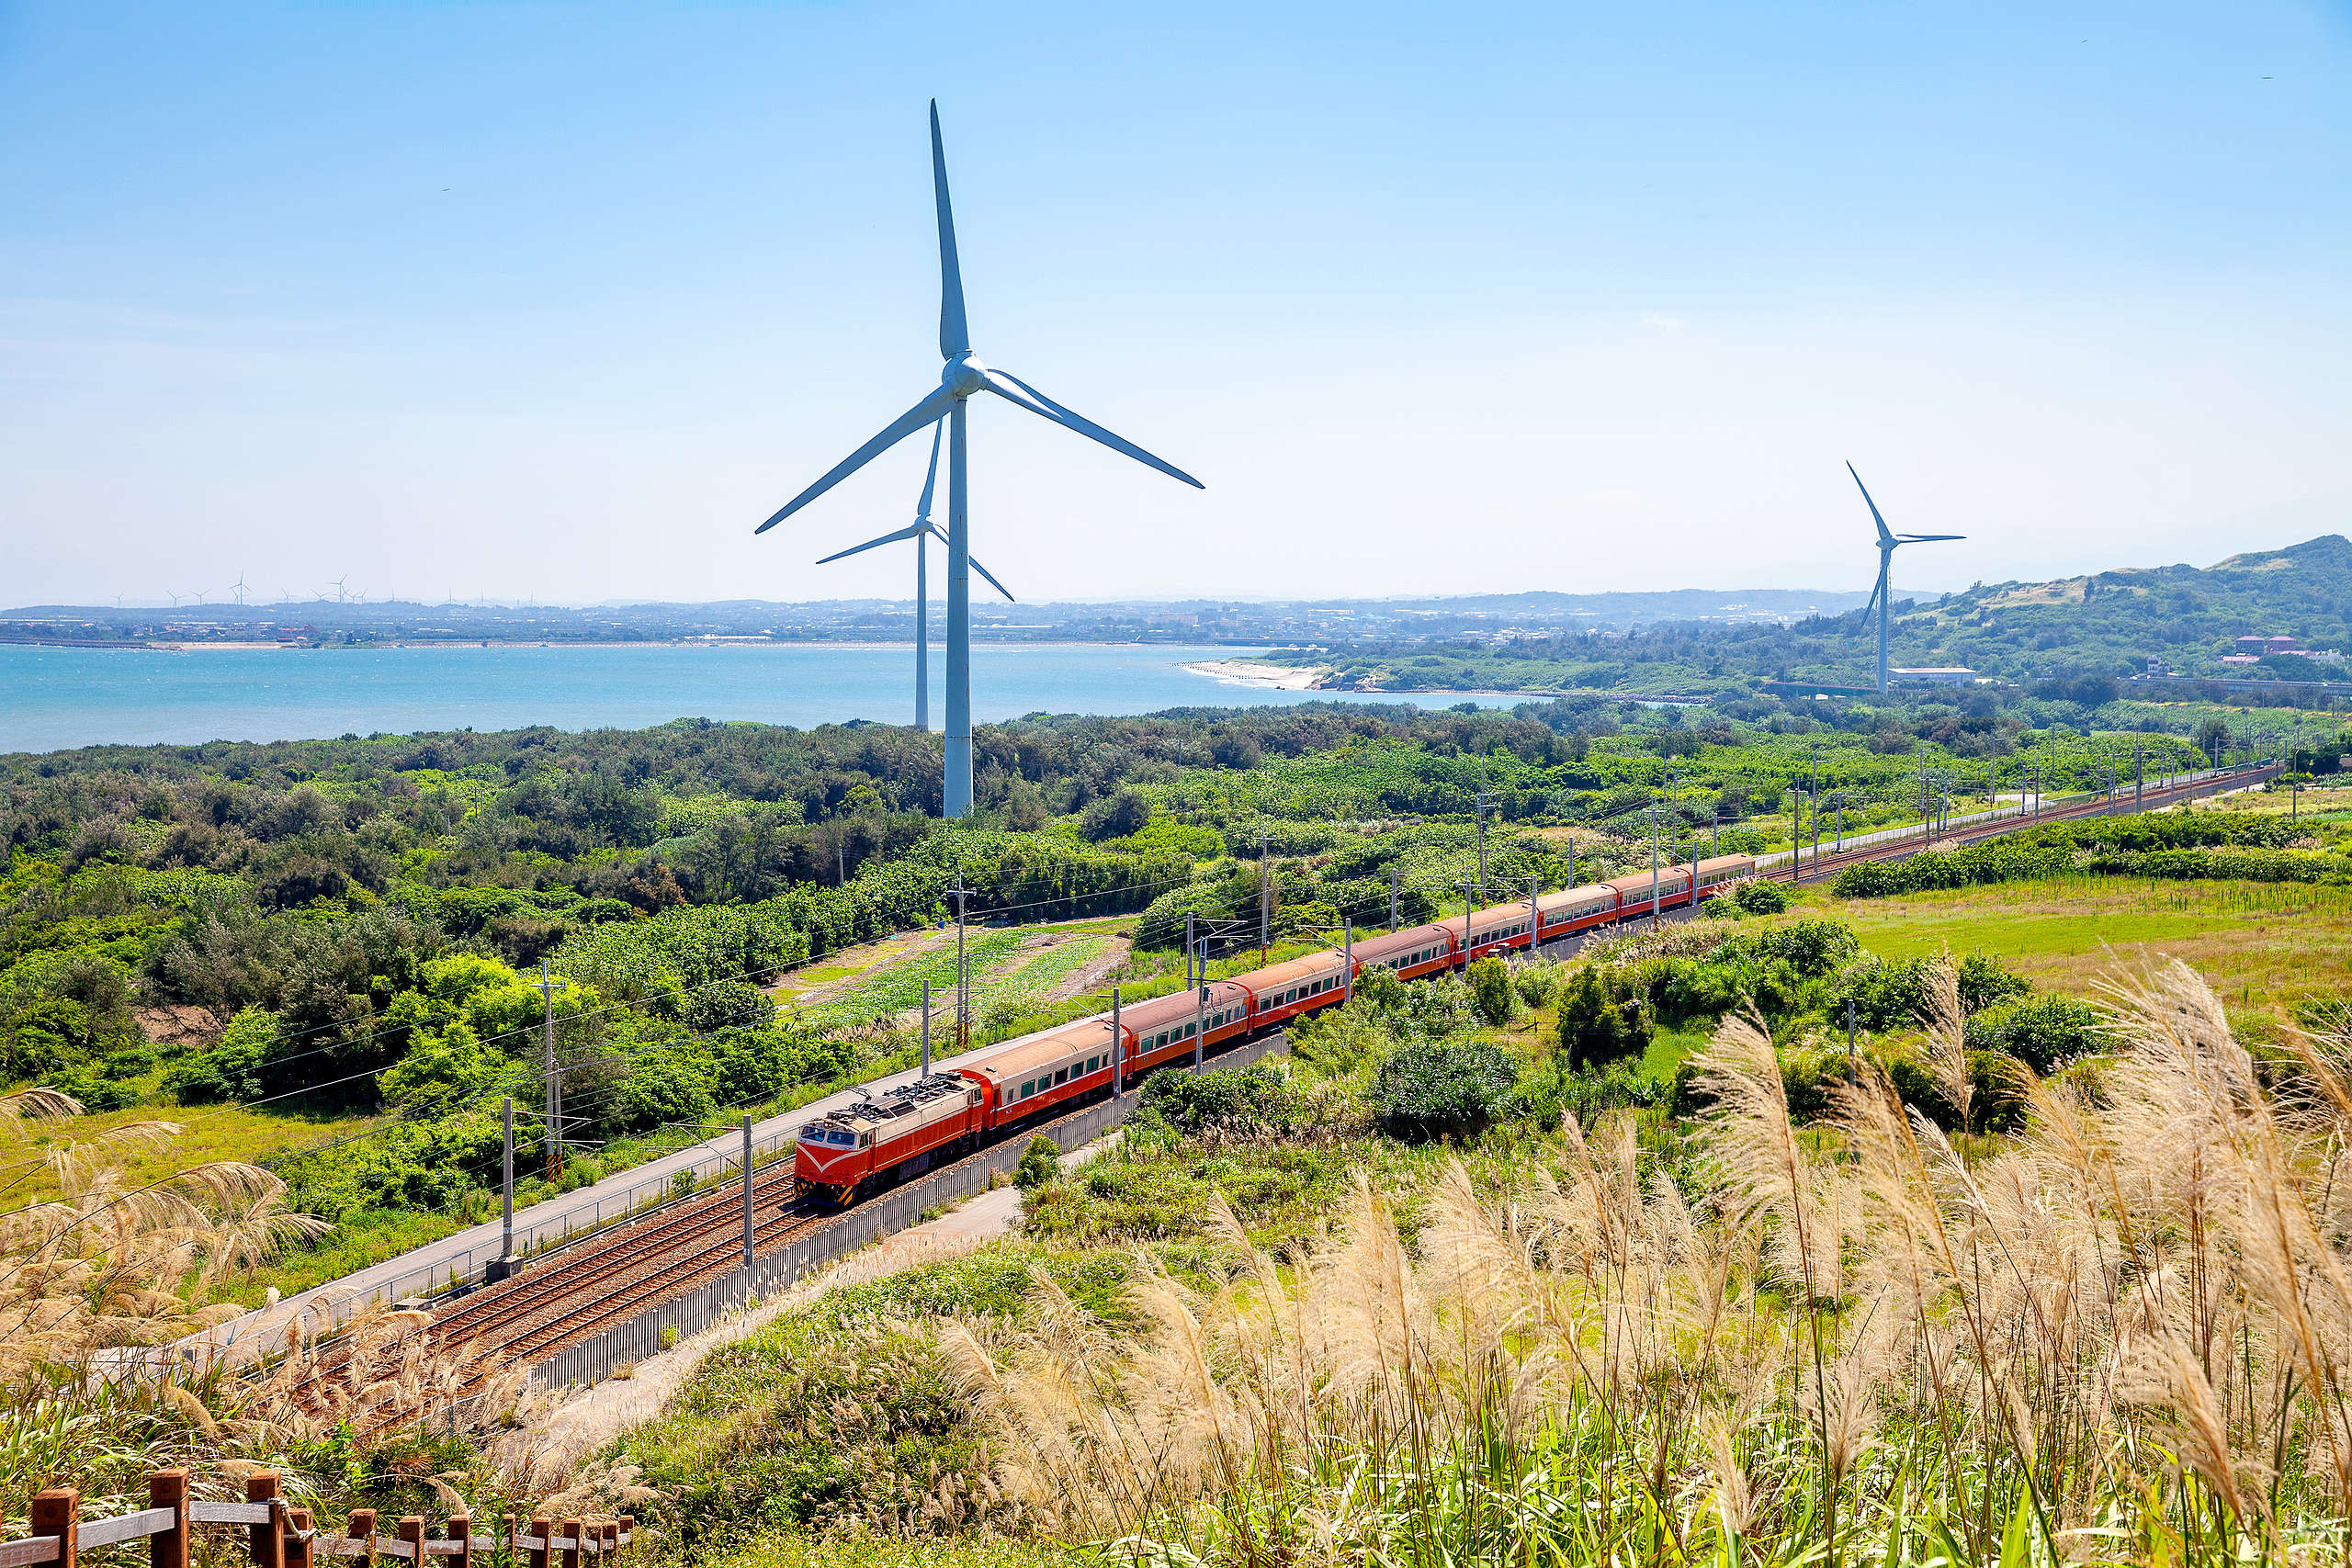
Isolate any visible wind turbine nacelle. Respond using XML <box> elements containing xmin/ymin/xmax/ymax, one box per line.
<box><xmin>942</xmin><ymin>354</ymin><xmax>989</xmax><ymax>399</ymax></box>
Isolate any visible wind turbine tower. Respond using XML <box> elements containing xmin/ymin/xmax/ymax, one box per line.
<box><xmin>1847</xmin><ymin>463</ymin><xmax>1963</xmax><ymax>694</ymax></box>
<box><xmin>754</xmin><ymin>101</ymin><xmax>1203</xmax><ymax>817</ymax></box>
<box><xmin>813</xmin><ymin>422</ymin><xmax>1015</xmax><ymax>731</ymax></box>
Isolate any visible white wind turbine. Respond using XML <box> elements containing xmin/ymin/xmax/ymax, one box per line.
<box><xmin>754</xmin><ymin>100</ymin><xmax>1203</xmax><ymax>816</ymax></box>
<box><xmin>814</xmin><ymin>421</ymin><xmax>1014</xmax><ymax>732</ymax></box>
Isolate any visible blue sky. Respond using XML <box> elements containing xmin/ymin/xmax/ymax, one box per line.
<box><xmin>4</xmin><ymin>1</ymin><xmax>2347</xmax><ymax>608</ymax></box>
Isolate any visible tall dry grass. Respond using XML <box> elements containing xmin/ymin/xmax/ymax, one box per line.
<box><xmin>937</xmin><ymin>958</ymin><xmax>2352</xmax><ymax>1565</ymax></box>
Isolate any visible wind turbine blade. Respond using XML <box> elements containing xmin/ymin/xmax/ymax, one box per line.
<box><xmin>926</xmin><ymin>525</ymin><xmax>1016</xmax><ymax>602</ymax></box>
<box><xmin>914</xmin><ymin>421</ymin><xmax>943</xmax><ymax>524</ymax></box>
<box><xmin>982</xmin><ymin>369</ymin><xmax>1204</xmax><ymax>489</ymax></box>
<box><xmin>756</xmin><ymin>385</ymin><xmax>956</xmax><ymax>534</ymax></box>
<box><xmin>1846</xmin><ymin>461</ymin><xmax>1894</xmax><ymax>546</ymax></box>
<box><xmin>1859</xmin><ymin>577</ymin><xmax>1883</xmax><ymax>626</ymax></box>
<box><xmin>815</xmin><ymin>520</ymin><xmax>930</xmax><ymax>566</ymax></box>
<box><xmin>1897</xmin><ymin>533</ymin><xmax>1966</xmax><ymax>542</ymax></box>
<box><xmin>932</xmin><ymin>101</ymin><xmax>968</xmax><ymax>359</ymax></box>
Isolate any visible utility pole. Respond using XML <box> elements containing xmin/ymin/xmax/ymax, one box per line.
<box><xmin>920</xmin><ymin>978</ymin><xmax>932</xmax><ymax>1077</ymax></box>
<box><xmin>951</xmin><ymin>874</ymin><xmax>971</xmax><ymax>1052</ymax></box>
<box><xmin>540</xmin><ymin>960</ymin><xmax>560</xmax><ymax>1181</ymax></box>
<box><xmin>1185</xmin><ymin>913</ymin><xmax>1197</xmax><ymax>990</ymax></box>
<box><xmin>1111</xmin><ymin>986</ymin><xmax>1123</xmax><ymax>1096</ymax></box>
<box><xmin>738</xmin><ymin>1123</ymin><xmax>757</xmax><ymax>1269</ymax></box>
<box><xmin>1343</xmin><ymin>919</ymin><xmax>1354</xmax><ymax>1000</ymax></box>
<box><xmin>2135</xmin><ymin>739</ymin><xmax>2143</xmax><ymax>807</ymax></box>
<box><xmin>1845</xmin><ymin>995</ymin><xmax>1858</xmax><ymax>1082</ymax></box>
<box><xmin>1809</xmin><ymin>745</ymin><xmax>1820</xmax><ymax>874</ymax></box>
<box><xmin>1259</xmin><ymin>827</ymin><xmax>1271</xmax><ymax>962</ymax></box>
<box><xmin>1459</xmin><ymin>879</ymin><xmax>1476</xmax><ymax>964</ymax></box>
<box><xmin>1649</xmin><ymin>803</ymin><xmax>1662</xmax><ymax>929</ymax></box>
<box><xmin>499</xmin><ymin>1096</ymin><xmax>514</xmax><ymax>1275</ymax></box>
<box><xmin>1387</xmin><ymin>866</ymin><xmax>1399</xmax><ymax>933</ymax></box>
<box><xmin>1527</xmin><ymin>875</ymin><xmax>1539</xmax><ymax>955</ymax></box>
<box><xmin>1475</xmin><ymin>754</ymin><xmax>1492</xmax><ymax>904</ymax></box>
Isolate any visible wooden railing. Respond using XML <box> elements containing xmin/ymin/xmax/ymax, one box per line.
<box><xmin>7</xmin><ymin>1472</ymin><xmax>631</xmax><ymax>1568</ymax></box>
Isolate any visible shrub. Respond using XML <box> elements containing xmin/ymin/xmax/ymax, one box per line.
<box><xmin>1139</xmin><ymin>1062</ymin><xmax>1311</xmax><ymax>1136</ymax></box>
<box><xmin>1511</xmin><ymin>960</ymin><xmax>1562</xmax><ymax>1010</ymax></box>
<box><xmin>1966</xmin><ymin>992</ymin><xmax>2105</xmax><ymax>1073</ymax></box>
<box><xmin>163</xmin><ymin>1003</ymin><xmax>279</xmax><ymax>1103</ymax></box>
<box><xmin>1466</xmin><ymin>955</ymin><xmax>1516</xmax><ymax>1026</ymax></box>
<box><xmin>1556</xmin><ymin>966</ymin><xmax>1654</xmax><ymax>1069</ymax></box>
<box><xmin>1370</xmin><ymin>1038</ymin><xmax>1515</xmax><ymax>1139</ymax></box>
<box><xmin>1732</xmin><ymin>878</ymin><xmax>1787</xmax><ymax>914</ymax></box>
<box><xmin>1012</xmin><ymin>1134</ymin><xmax>1061</xmax><ymax>1190</ymax></box>
<box><xmin>684</xmin><ymin>979</ymin><xmax>776</xmax><ymax>1035</ymax></box>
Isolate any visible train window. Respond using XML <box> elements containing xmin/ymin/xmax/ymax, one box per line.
<box><xmin>1183</xmin><ymin>1021</ymin><xmax>1195</xmax><ymax>1037</ymax></box>
<box><xmin>1020</xmin><ymin>1079</ymin><xmax>1035</xmax><ymax>1099</ymax></box>
<box><xmin>1055</xmin><ymin>1066</ymin><xmax>1070</xmax><ymax>1085</ymax></box>
<box><xmin>799</xmin><ymin>1124</ymin><xmax>825</xmax><ymax>1141</ymax></box>
<box><xmin>828</xmin><ymin>1130</ymin><xmax>854</xmax><ymax>1146</ymax></box>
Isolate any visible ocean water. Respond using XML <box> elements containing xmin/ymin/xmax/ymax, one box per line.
<box><xmin>0</xmin><ymin>642</ymin><xmax>1527</xmax><ymax>755</ymax></box>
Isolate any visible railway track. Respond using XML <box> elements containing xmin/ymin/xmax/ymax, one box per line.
<box><xmin>1770</xmin><ymin>765</ymin><xmax>2277</xmax><ymax>886</ymax></box>
<box><xmin>288</xmin><ymin>1156</ymin><xmax>842</xmax><ymax>1423</ymax></box>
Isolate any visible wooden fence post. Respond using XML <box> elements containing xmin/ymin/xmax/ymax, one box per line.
<box><xmin>604</xmin><ymin>1523</ymin><xmax>617</xmax><ymax>1558</ymax></box>
<box><xmin>396</xmin><ymin>1518</ymin><xmax>423</xmax><ymax>1568</ymax></box>
<box><xmin>30</xmin><ymin>1488</ymin><xmax>78</xmax><ymax>1568</ymax></box>
<box><xmin>285</xmin><ymin>1510</ymin><xmax>314</xmax><ymax>1568</ymax></box>
<box><xmin>148</xmin><ymin>1470</ymin><xmax>190</xmax><ymax>1568</ymax></box>
<box><xmin>526</xmin><ymin>1516</ymin><xmax>550</xmax><ymax>1568</ymax></box>
<box><xmin>616</xmin><ymin>1517</ymin><xmax>633</xmax><ymax>1551</ymax></box>
<box><xmin>557</xmin><ymin>1519</ymin><xmax>581</xmax><ymax>1568</ymax></box>
<box><xmin>346</xmin><ymin>1508</ymin><xmax>378</xmax><ymax>1567</ymax></box>
<box><xmin>246</xmin><ymin>1473</ymin><xmax>284</xmax><ymax>1568</ymax></box>
<box><xmin>447</xmin><ymin>1513</ymin><xmax>471</xmax><ymax>1568</ymax></box>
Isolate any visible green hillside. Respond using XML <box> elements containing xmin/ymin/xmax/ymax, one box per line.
<box><xmin>1276</xmin><ymin>534</ymin><xmax>2352</xmax><ymax>695</ymax></box>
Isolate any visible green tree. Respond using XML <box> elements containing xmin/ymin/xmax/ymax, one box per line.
<box><xmin>1466</xmin><ymin>955</ymin><xmax>1516</xmax><ymax>1027</ymax></box>
<box><xmin>1556</xmin><ymin>966</ymin><xmax>1653</xmax><ymax>1070</ymax></box>
<box><xmin>1012</xmin><ymin>1134</ymin><xmax>1061</xmax><ymax>1190</ymax></box>
<box><xmin>1370</xmin><ymin>1039</ymin><xmax>1516</xmax><ymax>1139</ymax></box>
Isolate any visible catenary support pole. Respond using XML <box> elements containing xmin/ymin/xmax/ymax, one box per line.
<box><xmin>1186</xmin><ymin>913</ymin><xmax>1196</xmax><ymax>990</ymax></box>
<box><xmin>1111</xmin><ymin>985</ymin><xmax>1123</xmax><ymax>1094</ymax></box>
<box><xmin>741</xmin><ymin>1115</ymin><xmax>754</xmax><ymax>1267</ymax></box>
<box><xmin>1388</xmin><ymin>866</ymin><xmax>1398</xmax><ymax>932</ymax></box>
<box><xmin>1343</xmin><ymin>919</ymin><xmax>1353</xmax><ymax>999</ymax></box>
<box><xmin>1259</xmin><ymin>828</ymin><xmax>1270</xmax><ymax>960</ymax></box>
<box><xmin>540</xmin><ymin>961</ymin><xmax>558</xmax><ymax>1181</ymax></box>
<box><xmin>500</xmin><ymin>1097</ymin><xmax>514</xmax><ymax>1266</ymax></box>
<box><xmin>921</xmin><ymin>978</ymin><xmax>931</xmax><ymax>1077</ymax></box>
<box><xmin>1193</xmin><ymin>972</ymin><xmax>1204</xmax><ymax>1068</ymax></box>
<box><xmin>1527</xmin><ymin>876</ymin><xmax>1539</xmax><ymax>954</ymax></box>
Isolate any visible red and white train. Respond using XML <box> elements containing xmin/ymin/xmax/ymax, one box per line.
<box><xmin>793</xmin><ymin>852</ymin><xmax>1757</xmax><ymax>1201</ymax></box>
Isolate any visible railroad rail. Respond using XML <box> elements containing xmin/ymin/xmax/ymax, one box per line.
<box><xmin>1770</xmin><ymin>764</ymin><xmax>2278</xmax><ymax>886</ymax></box>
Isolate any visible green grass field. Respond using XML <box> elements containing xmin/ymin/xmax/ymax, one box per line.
<box><xmin>1797</xmin><ymin>875</ymin><xmax>2352</xmax><ymax>1013</ymax></box>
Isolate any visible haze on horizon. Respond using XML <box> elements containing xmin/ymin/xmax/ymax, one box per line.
<box><xmin>3</xmin><ymin>2</ymin><xmax>2347</xmax><ymax>611</ymax></box>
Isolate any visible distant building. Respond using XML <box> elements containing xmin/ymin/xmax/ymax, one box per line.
<box><xmin>1891</xmin><ymin>666</ymin><xmax>1981</xmax><ymax>686</ymax></box>
<box><xmin>2220</xmin><ymin>653</ymin><xmax>2260</xmax><ymax>665</ymax></box>
<box><xmin>2237</xmin><ymin>635</ymin><xmax>2300</xmax><ymax>653</ymax></box>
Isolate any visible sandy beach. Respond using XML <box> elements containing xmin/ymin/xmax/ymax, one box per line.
<box><xmin>1184</xmin><ymin>658</ymin><xmax>1328</xmax><ymax>690</ymax></box>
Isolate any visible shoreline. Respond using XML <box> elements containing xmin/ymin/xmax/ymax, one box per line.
<box><xmin>1183</xmin><ymin>659</ymin><xmax>1327</xmax><ymax>690</ymax></box>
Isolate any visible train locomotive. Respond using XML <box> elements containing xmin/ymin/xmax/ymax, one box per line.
<box><xmin>794</xmin><ymin>852</ymin><xmax>1757</xmax><ymax>1202</ymax></box>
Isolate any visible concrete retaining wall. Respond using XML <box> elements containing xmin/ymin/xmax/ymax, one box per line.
<box><xmin>528</xmin><ymin>1030</ymin><xmax>1289</xmax><ymax>1389</ymax></box>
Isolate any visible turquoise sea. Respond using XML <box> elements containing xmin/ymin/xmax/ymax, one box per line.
<box><xmin>0</xmin><ymin>642</ymin><xmax>1526</xmax><ymax>755</ymax></box>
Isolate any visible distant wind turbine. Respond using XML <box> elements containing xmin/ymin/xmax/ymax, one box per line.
<box><xmin>815</xmin><ymin>422</ymin><xmax>1014</xmax><ymax>732</ymax></box>
<box><xmin>1848</xmin><ymin>462</ymin><xmax>1963</xmax><ymax>694</ymax></box>
<box><xmin>230</xmin><ymin>575</ymin><xmax>250</xmax><ymax>606</ymax></box>
<box><xmin>331</xmin><ymin>576</ymin><xmax>350</xmax><ymax>604</ymax></box>
<box><xmin>752</xmin><ymin>100</ymin><xmax>1203</xmax><ymax>817</ymax></box>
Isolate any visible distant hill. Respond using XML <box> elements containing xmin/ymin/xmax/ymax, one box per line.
<box><xmin>1842</xmin><ymin>533</ymin><xmax>2352</xmax><ymax>683</ymax></box>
